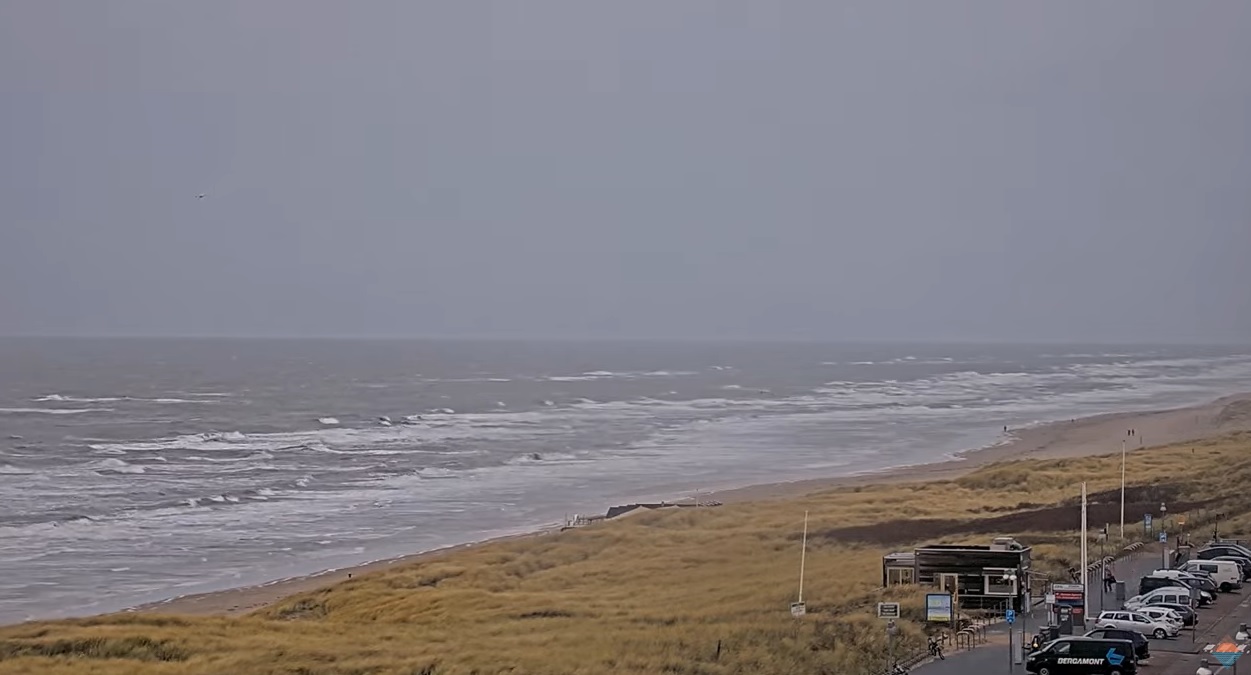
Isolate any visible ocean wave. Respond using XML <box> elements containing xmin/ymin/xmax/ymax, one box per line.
<box><xmin>0</xmin><ymin>464</ymin><xmax>33</xmax><ymax>475</ymax></box>
<box><xmin>184</xmin><ymin>450</ymin><xmax>274</xmax><ymax>463</ymax></box>
<box><xmin>318</xmin><ymin>417</ymin><xmax>340</xmax><ymax>426</ymax></box>
<box><xmin>506</xmin><ymin>451</ymin><xmax>581</xmax><ymax>465</ymax></box>
<box><xmin>416</xmin><ymin>467</ymin><xmax>457</xmax><ymax>479</ymax></box>
<box><xmin>425</xmin><ymin>377</ymin><xmax>513</xmax><ymax>383</ymax></box>
<box><xmin>92</xmin><ymin>458</ymin><xmax>145</xmax><ymax>475</ymax></box>
<box><xmin>35</xmin><ymin>394</ymin><xmax>215</xmax><ymax>404</ymax></box>
<box><xmin>543</xmin><ymin>370</ymin><xmax>698</xmax><ymax>382</ymax></box>
<box><xmin>0</xmin><ymin>407</ymin><xmax>113</xmax><ymax>415</ymax></box>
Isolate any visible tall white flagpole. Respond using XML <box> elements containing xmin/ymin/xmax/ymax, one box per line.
<box><xmin>798</xmin><ymin>510</ymin><xmax>809</xmax><ymax>603</ymax></box>
<box><xmin>1120</xmin><ymin>440</ymin><xmax>1126</xmax><ymax>538</ymax></box>
<box><xmin>1081</xmin><ymin>482</ymin><xmax>1089</xmax><ymax>621</ymax></box>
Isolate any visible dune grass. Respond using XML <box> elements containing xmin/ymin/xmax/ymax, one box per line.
<box><xmin>4</xmin><ymin>432</ymin><xmax>1250</xmax><ymax>675</ymax></box>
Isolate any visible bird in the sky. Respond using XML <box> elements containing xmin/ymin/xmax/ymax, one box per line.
<box><xmin>197</xmin><ymin>194</ymin><xmax>206</xmax><ymax>199</ymax></box>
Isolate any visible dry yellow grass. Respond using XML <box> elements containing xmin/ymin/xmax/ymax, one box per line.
<box><xmin>4</xmin><ymin>432</ymin><xmax>1250</xmax><ymax>675</ymax></box>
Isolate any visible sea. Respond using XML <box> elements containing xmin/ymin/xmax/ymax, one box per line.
<box><xmin>2</xmin><ymin>338</ymin><xmax>1250</xmax><ymax>624</ymax></box>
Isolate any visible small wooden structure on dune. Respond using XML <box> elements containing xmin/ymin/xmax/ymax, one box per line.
<box><xmin>561</xmin><ymin>498</ymin><xmax>723</xmax><ymax>531</ymax></box>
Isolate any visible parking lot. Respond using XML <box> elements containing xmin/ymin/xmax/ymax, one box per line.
<box><xmin>913</xmin><ymin>545</ymin><xmax>1251</xmax><ymax>674</ymax></box>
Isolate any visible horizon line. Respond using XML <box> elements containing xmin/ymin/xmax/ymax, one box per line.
<box><xmin>1</xmin><ymin>333</ymin><xmax>1248</xmax><ymax>348</ymax></box>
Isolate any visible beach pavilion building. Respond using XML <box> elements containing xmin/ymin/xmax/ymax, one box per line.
<box><xmin>883</xmin><ymin>537</ymin><xmax>1032</xmax><ymax>611</ymax></box>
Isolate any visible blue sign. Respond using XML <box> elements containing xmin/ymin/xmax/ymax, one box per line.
<box><xmin>1106</xmin><ymin>647</ymin><xmax>1125</xmax><ymax>666</ymax></box>
<box><xmin>1005</xmin><ymin>609</ymin><xmax>1016</xmax><ymax>625</ymax></box>
<box><xmin>1159</xmin><ymin>532</ymin><xmax>1167</xmax><ymax>543</ymax></box>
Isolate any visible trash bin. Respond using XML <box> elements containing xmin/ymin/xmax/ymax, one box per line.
<box><xmin>1114</xmin><ymin>581</ymin><xmax>1126</xmax><ymax>602</ymax></box>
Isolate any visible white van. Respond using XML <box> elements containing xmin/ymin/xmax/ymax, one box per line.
<box><xmin>1183</xmin><ymin>559</ymin><xmax>1243</xmax><ymax>592</ymax></box>
<box><xmin>1125</xmin><ymin>586</ymin><xmax>1197</xmax><ymax>611</ymax></box>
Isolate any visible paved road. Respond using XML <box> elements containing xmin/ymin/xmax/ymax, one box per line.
<box><xmin>1152</xmin><ymin>584</ymin><xmax>1251</xmax><ymax>674</ymax></box>
<box><xmin>911</xmin><ymin>548</ymin><xmax>1175</xmax><ymax>675</ymax></box>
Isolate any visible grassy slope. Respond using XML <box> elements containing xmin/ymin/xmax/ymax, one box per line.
<box><xmin>4</xmin><ymin>432</ymin><xmax>1250</xmax><ymax>675</ymax></box>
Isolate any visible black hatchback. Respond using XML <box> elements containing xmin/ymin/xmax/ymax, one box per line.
<box><xmin>1085</xmin><ymin>628</ymin><xmax>1149</xmax><ymax>661</ymax></box>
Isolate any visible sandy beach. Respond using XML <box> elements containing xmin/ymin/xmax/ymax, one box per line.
<box><xmin>124</xmin><ymin>392</ymin><xmax>1251</xmax><ymax>620</ymax></box>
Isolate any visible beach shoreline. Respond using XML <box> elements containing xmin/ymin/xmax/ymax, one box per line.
<box><xmin>85</xmin><ymin>391</ymin><xmax>1251</xmax><ymax>621</ymax></box>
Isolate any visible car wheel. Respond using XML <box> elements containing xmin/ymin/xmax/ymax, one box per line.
<box><xmin>1038</xmin><ymin>668</ymin><xmax>1052</xmax><ymax>675</ymax></box>
<box><xmin>1222</xmin><ymin>582</ymin><xmax>1233</xmax><ymax>592</ymax></box>
<box><xmin>1109</xmin><ymin>670</ymin><xmax>1122</xmax><ymax>675</ymax></box>
<box><xmin>1154</xmin><ymin>628</ymin><xmax>1167</xmax><ymax>639</ymax></box>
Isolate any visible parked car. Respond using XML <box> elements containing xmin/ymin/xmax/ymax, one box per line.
<box><xmin>1136</xmin><ymin>606</ymin><xmax>1183</xmax><ymax>630</ymax></box>
<box><xmin>1208</xmin><ymin>540</ymin><xmax>1251</xmax><ymax>557</ymax></box>
<box><xmin>1095</xmin><ymin>610</ymin><xmax>1179</xmax><ymax>638</ymax></box>
<box><xmin>1124</xmin><ymin>587</ymin><xmax>1198</xmax><ymax>613</ymax></box>
<box><xmin>1149</xmin><ymin>570</ymin><xmax>1220</xmax><ymax>597</ymax></box>
<box><xmin>1149</xmin><ymin>602</ymin><xmax>1198</xmax><ymax>627</ymax></box>
<box><xmin>1138</xmin><ymin>575</ymin><xmax>1183</xmax><ymax>595</ymax></box>
<box><xmin>1084</xmin><ymin>627</ymin><xmax>1151</xmax><ymax>661</ymax></box>
<box><xmin>1196</xmin><ymin>547</ymin><xmax>1251</xmax><ymax>573</ymax></box>
<box><xmin>1210</xmin><ymin>556</ymin><xmax>1251</xmax><ymax>581</ymax></box>
<box><xmin>1026</xmin><ymin>636</ymin><xmax>1138</xmax><ymax>674</ymax></box>
<box><xmin>1136</xmin><ymin>576</ymin><xmax>1213</xmax><ymax>604</ymax></box>
<box><xmin>1181</xmin><ymin>559</ymin><xmax>1243</xmax><ymax>592</ymax></box>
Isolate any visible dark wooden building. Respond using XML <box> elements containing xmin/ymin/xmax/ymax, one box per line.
<box><xmin>883</xmin><ymin>537</ymin><xmax>1031</xmax><ymax>611</ymax></box>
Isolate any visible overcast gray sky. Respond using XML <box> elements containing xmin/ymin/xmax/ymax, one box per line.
<box><xmin>1</xmin><ymin>2</ymin><xmax>1248</xmax><ymax>343</ymax></box>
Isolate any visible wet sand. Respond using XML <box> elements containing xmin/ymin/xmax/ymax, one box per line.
<box><xmin>126</xmin><ymin>392</ymin><xmax>1251</xmax><ymax>619</ymax></box>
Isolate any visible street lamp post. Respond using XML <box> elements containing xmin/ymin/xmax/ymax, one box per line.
<box><xmin>1120</xmin><ymin>440</ymin><xmax>1127</xmax><ymax>538</ymax></box>
<box><xmin>1161</xmin><ymin>502</ymin><xmax>1169</xmax><ymax>567</ymax></box>
<box><xmin>1003</xmin><ymin>571</ymin><xmax>1018</xmax><ymax>672</ymax></box>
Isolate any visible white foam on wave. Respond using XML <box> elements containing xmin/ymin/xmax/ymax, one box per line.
<box><xmin>35</xmin><ymin>394</ymin><xmax>215</xmax><ymax>404</ymax></box>
<box><xmin>543</xmin><ymin>370</ymin><xmax>698</xmax><ymax>382</ymax></box>
<box><xmin>93</xmin><ymin>458</ymin><xmax>145</xmax><ymax>474</ymax></box>
<box><xmin>416</xmin><ymin>467</ymin><xmax>457</xmax><ymax>479</ymax></box>
<box><xmin>424</xmin><ymin>377</ymin><xmax>513</xmax><ymax>383</ymax></box>
<box><xmin>0</xmin><ymin>465</ymin><xmax>32</xmax><ymax>475</ymax></box>
<box><xmin>507</xmin><ymin>451</ymin><xmax>581</xmax><ymax>465</ymax></box>
<box><xmin>185</xmin><ymin>450</ymin><xmax>274</xmax><ymax>463</ymax></box>
<box><xmin>0</xmin><ymin>407</ymin><xmax>113</xmax><ymax>415</ymax></box>
<box><xmin>318</xmin><ymin>417</ymin><xmax>340</xmax><ymax>426</ymax></box>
